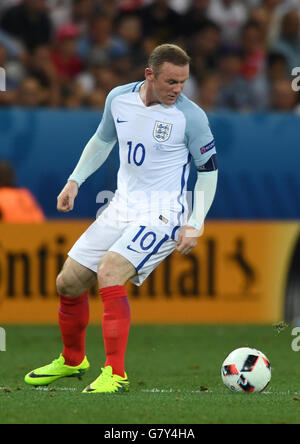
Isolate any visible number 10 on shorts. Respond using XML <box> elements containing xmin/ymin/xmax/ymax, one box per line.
<box><xmin>131</xmin><ymin>225</ymin><xmax>157</xmax><ymax>251</ymax></box>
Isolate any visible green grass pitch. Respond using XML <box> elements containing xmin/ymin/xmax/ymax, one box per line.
<box><xmin>0</xmin><ymin>324</ymin><xmax>300</xmax><ymax>424</ymax></box>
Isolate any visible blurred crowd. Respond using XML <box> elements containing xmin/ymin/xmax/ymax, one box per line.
<box><xmin>0</xmin><ymin>0</ymin><xmax>300</xmax><ymax>112</ymax></box>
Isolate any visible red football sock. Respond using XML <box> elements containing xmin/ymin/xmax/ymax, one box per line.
<box><xmin>58</xmin><ymin>292</ymin><xmax>89</xmax><ymax>367</ymax></box>
<box><xmin>100</xmin><ymin>285</ymin><xmax>131</xmax><ymax>378</ymax></box>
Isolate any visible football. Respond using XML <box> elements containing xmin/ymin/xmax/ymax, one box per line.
<box><xmin>221</xmin><ymin>347</ymin><xmax>271</xmax><ymax>393</ymax></box>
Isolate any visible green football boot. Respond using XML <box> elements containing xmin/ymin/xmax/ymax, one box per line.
<box><xmin>82</xmin><ymin>366</ymin><xmax>129</xmax><ymax>394</ymax></box>
<box><xmin>24</xmin><ymin>354</ymin><xmax>90</xmax><ymax>387</ymax></box>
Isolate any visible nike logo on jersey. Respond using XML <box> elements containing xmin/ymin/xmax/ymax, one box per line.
<box><xmin>117</xmin><ymin>118</ymin><xmax>128</xmax><ymax>123</ymax></box>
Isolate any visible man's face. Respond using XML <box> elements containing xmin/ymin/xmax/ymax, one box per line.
<box><xmin>146</xmin><ymin>62</ymin><xmax>189</xmax><ymax>105</ymax></box>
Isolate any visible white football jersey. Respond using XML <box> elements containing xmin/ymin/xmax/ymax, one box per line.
<box><xmin>96</xmin><ymin>81</ymin><xmax>216</xmax><ymax>227</ymax></box>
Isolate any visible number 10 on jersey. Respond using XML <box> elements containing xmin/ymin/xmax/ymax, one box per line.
<box><xmin>127</xmin><ymin>141</ymin><xmax>146</xmax><ymax>166</ymax></box>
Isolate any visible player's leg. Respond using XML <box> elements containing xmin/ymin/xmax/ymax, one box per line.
<box><xmin>83</xmin><ymin>252</ymin><xmax>136</xmax><ymax>393</ymax></box>
<box><xmin>82</xmin><ymin>223</ymin><xmax>176</xmax><ymax>394</ymax></box>
<box><xmin>98</xmin><ymin>252</ymin><xmax>135</xmax><ymax>375</ymax></box>
<box><xmin>96</xmin><ymin>224</ymin><xmax>176</xmax><ymax>383</ymax></box>
<box><xmin>56</xmin><ymin>257</ymin><xmax>97</xmax><ymax>366</ymax></box>
<box><xmin>24</xmin><ymin>258</ymin><xmax>97</xmax><ymax>386</ymax></box>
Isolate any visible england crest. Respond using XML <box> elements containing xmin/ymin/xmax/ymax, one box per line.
<box><xmin>153</xmin><ymin>121</ymin><xmax>173</xmax><ymax>142</ymax></box>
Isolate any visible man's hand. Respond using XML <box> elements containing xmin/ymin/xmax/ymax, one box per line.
<box><xmin>176</xmin><ymin>225</ymin><xmax>201</xmax><ymax>255</ymax></box>
<box><xmin>57</xmin><ymin>181</ymin><xmax>79</xmax><ymax>212</ymax></box>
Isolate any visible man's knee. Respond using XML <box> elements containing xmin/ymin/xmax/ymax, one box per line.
<box><xmin>98</xmin><ymin>261</ymin><xmax>118</xmax><ymax>288</ymax></box>
<box><xmin>98</xmin><ymin>253</ymin><xmax>136</xmax><ymax>288</ymax></box>
<box><xmin>56</xmin><ymin>259</ymin><xmax>96</xmax><ymax>297</ymax></box>
<box><xmin>56</xmin><ymin>272</ymin><xmax>80</xmax><ymax>298</ymax></box>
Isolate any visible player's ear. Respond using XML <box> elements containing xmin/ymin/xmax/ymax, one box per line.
<box><xmin>145</xmin><ymin>68</ymin><xmax>154</xmax><ymax>81</ymax></box>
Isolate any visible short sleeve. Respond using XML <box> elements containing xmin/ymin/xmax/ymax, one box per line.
<box><xmin>96</xmin><ymin>87</ymin><xmax>120</xmax><ymax>143</ymax></box>
<box><xmin>177</xmin><ymin>97</ymin><xmax>217</xmax><ymax>169</ymax></box>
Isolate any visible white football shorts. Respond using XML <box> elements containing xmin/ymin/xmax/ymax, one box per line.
<box><xmin>68</xmin><ymin>206</ymin><xmax>179</xmax><ymax>286</ymax></box>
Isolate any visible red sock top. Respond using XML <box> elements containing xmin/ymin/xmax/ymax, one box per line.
<box><xmin>100</xmin><ymin>285</ymin><xmax>127</xmax><ymax>301</ymax></box>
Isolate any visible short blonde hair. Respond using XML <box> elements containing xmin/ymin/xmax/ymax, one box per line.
<box><xmin>148</xmin><ymin>44</ymin><xmax>190</xmax><ymax>76</ymax></box>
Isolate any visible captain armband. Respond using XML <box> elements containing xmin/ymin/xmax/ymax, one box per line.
<box><xmin>197</xmin><ymin>154</ymin><xmax>218</xmax><ymax>173</ymax></box>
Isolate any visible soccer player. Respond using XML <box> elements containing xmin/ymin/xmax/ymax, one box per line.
<box><xmin>24</xmin><ymin>44</ymin><xmax>218</xmax><ymax>393</ymax></box>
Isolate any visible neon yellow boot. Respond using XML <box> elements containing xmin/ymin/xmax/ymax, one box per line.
<box><xmin>82</xmin><ymin>366</ymin><xmax>129</xmax><ymax>394</ymax></box>
<box><xmin>24</xmin><ymin>354</ymin><xmax>90</xmax><ymax>386</ymax></box>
